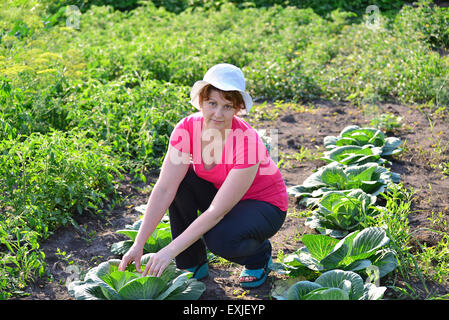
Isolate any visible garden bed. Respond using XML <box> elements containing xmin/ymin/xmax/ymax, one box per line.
<box><xmin>18</xmin><ymin>100</ymin><xmax>449</xmax><ymax>300</ymax></box>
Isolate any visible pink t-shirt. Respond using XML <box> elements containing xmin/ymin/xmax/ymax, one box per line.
<box><xmin>169</xmin><ymin>112</ymin><xmax>289</xmax><ymax>212</ymax></box>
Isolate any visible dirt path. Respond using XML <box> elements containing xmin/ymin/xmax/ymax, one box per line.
<box><xmin>18</xmin><ymin>100</ymin><xmax>449</xmax><ymax>300</ymax></box>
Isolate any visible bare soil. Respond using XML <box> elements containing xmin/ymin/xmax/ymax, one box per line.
<box><xmin>18</xmin><ymin>100</ymin><xmax>449</xmax><ymax>300</ymax></box>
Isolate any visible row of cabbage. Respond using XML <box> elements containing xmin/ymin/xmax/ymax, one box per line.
<box><xmin>271</xmin><ymin>125</ymin><xmax>403</xmax><ymax>300</ymax></box>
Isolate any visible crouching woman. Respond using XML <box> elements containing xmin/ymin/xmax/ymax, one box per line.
<box><xmin>119</xmin><ymin>64</ymin><xmax>289</xmax><ymax>288</ymax></box>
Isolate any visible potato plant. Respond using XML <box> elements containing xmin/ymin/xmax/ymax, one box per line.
<box><xmin>68</xmin><ymin>254</ymin><xmax>206</xmax><ymax>300</ymax></box>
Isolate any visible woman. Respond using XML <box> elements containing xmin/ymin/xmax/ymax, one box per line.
<box><xmin>119</xmin><ymin>63</ymin><xmax>289</xmax><ymax>288</ymax></box>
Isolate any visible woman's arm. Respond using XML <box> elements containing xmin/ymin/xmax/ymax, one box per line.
<box><xmin>119</xmin><ymin>144</ymin><xmax>190</xmax><ymax>272</ymax></box>
<box><xmin>144</xmin><ymin>162</ymin><xmax>260</xmax><ymax>277</ymax></box>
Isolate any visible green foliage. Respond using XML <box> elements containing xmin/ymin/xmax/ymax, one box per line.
<box><xmin>0</xmin><ymin>225</ymin><xmax>45</xmax><ymax>299</ymax></box>
<box><xmin>0</xmin><ymin>0</ymin><xmax>448</xmax><ymax>299</ymax></box>
<box><xmin>274</xmin><ymin>269</ymin><xmax>386</xmax><ymax>300</ymax></box>
<box><xmin>323</xmin><ymin>125</ymin><xmax>402</xmax><ymax>157</ymax></box>
<box><xmin>305</xmin><ymin>189</ymin><xmax>379</xmax><ymax>238</ymax></box>
<box><xmin>3</xmin><ymin>1</ymin><xmax>448</xmax><ymax>106</ymax></box>
<box><xmin>68</xmin><ymin>254</ymin><xmax>206</xmax><ymax>300</ymax></box>
<box><xmin>369</xmin><ymin>113</ymin><xmax>403</xmax><ymax>132</ymax></box>
<box><xmin>111</xmin><ymin>218</ymin><xmax>172</xmax><ymax>255</ymax></box>
<box><xmin>0</xmin><ymin>130</ymin><xmax>122</xmax><ymax>235</ymax></box>
<box><xmin>0</xmin><ymin>1</ymin><xmax>47</xmax><ymax>40</ymax></box>
<box><xmin>277</xmin><ymin>227</ymin><xmax>398</xmax><ymax>278</ymax></box>
<box><xmin>393</xmin><ymin>0</ymin><xmax>449</xmax><ymax>50</ymax></box>
<box><xmin>0</xmin><ymin>130</ymin><xmax>122</xmax><ymax>298</ymax></box>
<box><xmin>64</xmin><ymin>77</ymin><xmax>193</xmax><ymax>176</ymax></box>
<box><xmin>287</xmin><ymin>162</ymin><xmax>400</xmax><ymax>207</ymax></box>
<box><xmin>0</xmin><ymin>73</ymin><xmax>72</xmax><ymax>140</ymax></box>
<box><xmin>283</xmin><ymin>120</ymin><xmax>407</xmax><ymax>298</ymax></box>
<box><xmin>321</xmin><ymin>145</ymin><xmax>385</xmax><ymax>166</ymax></box>
<box><xmin>289</xmin><ymin>125</ymin><xmax>403</xmax><ymax>210</ymax></box>
<box><xmin>148</xmin><ymin>0</ymin><xmax>406</xmax><ymax>16</ymax></box>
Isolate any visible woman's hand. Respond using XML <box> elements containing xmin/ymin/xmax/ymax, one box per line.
<box><xmin>118</xmin><ymin>244</ymin><xmax>144</xmax><ymax>273</ymax></box>
<box><xmin>142</xmin><ymin>247</ymin><xmax>175</xmax><ymax>277</ymax></box>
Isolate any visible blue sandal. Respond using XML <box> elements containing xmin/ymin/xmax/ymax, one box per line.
<box><xmin>186</xmin><ymin>261</ymin><xmax>209</xmax><ymax>280</ymax></box>
<box><xmin>239</xmin><ymin>257</ymin><xmax>272</xmax><ymax>288</ymax></box>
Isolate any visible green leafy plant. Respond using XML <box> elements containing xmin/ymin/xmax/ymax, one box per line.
<box><xmin>0</xmin><ymin>129</ymin><xmax>122</xmax><ymax>298</ymax></box>
<box><xmin>370</xmin><ymin>113</ymin><xmax>403</xmax><ymax>132</ymax></box>
<box><xmin>277</xmin><ymin>227</ymin><xmax>398</xmax><ymax>278</ymax></box>
<box><xmin>305</xmin><ymin>189</ymin><xmax>379</xmax><ymax>238</ymax></box>
<box><xmin>274</xmin><ymin>269</ymin><xmax>386</xmax><ymax>300</ymax></box>
<box><xmin>2</xmin><ymin>0</ymin><xmax>447</xmax><ymax>300</ymax></box>
<box><xmin>68</xmin><ymin>253</ymin><xmax>205</xmax><ymax>300</ymax></box>
<box><xmin>287</xmin><ymin>162</ymin><xmax>400</xmax><ymax>207</ymax></box>
<box><xmin>323</xmin><ymin>125</ymin><xmax>402</xmax><ymax>157</ymax></box>
<box><xmin>111</xmin><ymin>217</ymin><xmax>171</xmax><ymax>255</ymax></box>
<box><xmin>320</xmin><ymin>144</ymin><xmax>385</xmax><ymax>166</ymax></box>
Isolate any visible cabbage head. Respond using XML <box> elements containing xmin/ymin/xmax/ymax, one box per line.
<box><xmin>287</xmin><ymin>162</ymin><xmax>400</xmax><ymax>207</ymax></box>
<box><xmin>305</xmin><ymin>189</ymin><xmax>379</xmax><ymax>238</ymax></box>
<box><xmin>278</xmin><ymin>227</ymin><xmax>398</xmax><ymax>278</ymax></box>
<box><xmin>68</xmin><ymin>253</ymin><xmax>205</xmax><ymax>300</ymax></box>
<box><xmin>274</xmin><ymin>269</ymin><xmax>386</xmax><ymax>300</ymax></box>
<box><xmin>320</xmin><ymin>145</ymin><xmax>385</xmax><ymax>166</ymax></box>
<box><xmin>323</xmin><ymin>125</ymin><xmax>402</xmax><ymax>157</ymax></box>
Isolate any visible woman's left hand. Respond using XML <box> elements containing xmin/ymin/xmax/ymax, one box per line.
<box><xmin>142</xmin><ymin>247</ymin><xmax>175</xmax><ymax>277</ymax></box>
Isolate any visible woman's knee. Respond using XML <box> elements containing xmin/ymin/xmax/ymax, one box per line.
<box><xmin>203</xmin><ymin>226</ymin><xmax>238</xmax><ymax>258</ymax></box>
<box><xmin>204</xmin><ymin>224</ymin><xmax>265</xmax><ymax>260</ymax></box>
<box><xmin>203</xmin><ymin>200</ymin><xmax>285</xmax><ymax>259</ymax></box>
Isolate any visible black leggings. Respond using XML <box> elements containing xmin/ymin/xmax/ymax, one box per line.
<box><xmin>168</xmin><ymin>166</ymin><xmax>286</xmax><ymax>270</ymax></box>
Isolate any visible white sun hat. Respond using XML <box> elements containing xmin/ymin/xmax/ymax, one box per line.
<box><xmin>190</xmin><ymin>63</ymin><xmax>253</xmax><ymax>114</ymax></box>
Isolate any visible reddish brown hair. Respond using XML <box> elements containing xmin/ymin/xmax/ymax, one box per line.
<box><xmin>199</xmin><ymin>84</ymin><xmax>245</xmax><ymax>111</ymax></box>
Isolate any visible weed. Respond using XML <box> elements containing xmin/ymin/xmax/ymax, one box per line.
<box><xmin>277</xmin><ymin>147</ymin><xmax>317</xmax><ymax>169</ymax></box>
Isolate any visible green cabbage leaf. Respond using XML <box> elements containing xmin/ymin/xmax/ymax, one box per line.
<box><xmin>277</xmin><ymin>227</ymin><xmax>398</xmax><ymax>278</ymax></box>
<box><xmin>68</xmin><ymin>253</ymin><xmax>205</xmax><ymax>300</ymax></box>
<box><xmin>323</xmin><ymin>125</ymin><xmax>402</xmax><ymax>157</ymax></box>
<box><xmin>321</xmin><ymin>145</ymin><xmax>386</xmax><ymax>166</ymax></box>
<box><xmin>305</xmin><ymin>189</ymin><xmax>380</xmax><ymax>238</ymax></box>
<box><xmin>274</xmin><ymin>269</ymin><xmax>386</xmax><ymax>300</ymax></box>
<box><xmin>111</xmin><ymin>217</ymin><xmax>171</xmax><ymax>255</ymax></box>
<box><xmin>287</xmin><ymin>162</ymin><xmax>400</xmax><ymax>207</ymax></box>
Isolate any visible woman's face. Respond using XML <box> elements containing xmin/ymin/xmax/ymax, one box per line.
<box><xmin>200</xmin><ymin>89</ymin><xmax>240</xmax><ymax>135</ymax></box>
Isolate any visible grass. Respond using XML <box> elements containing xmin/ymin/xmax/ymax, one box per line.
<box><xmin>416</xmin><ymin>231</ymin><xmax>449</xmax><ymax>283</ymax></box>
<box><xmin>372</xmin><ymin>183</ymin><xmax>449</xmax><ymax>299</ymax></box>
<box><xmin>277</xmin><ymin>147</ymin><xmax>319</xmax><ymax>169</ymax></box>
<box><xmin>1</xmin><ymin>0</ymin><xmax>449</xmax><ymax>299</ymax></box>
